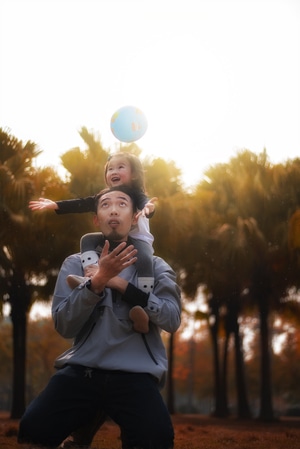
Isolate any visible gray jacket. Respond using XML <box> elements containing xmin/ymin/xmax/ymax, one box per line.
<box><xmin>52</xmin><ymin>253</ymin><xmax>181</xmax><ymax>385</ymax></box>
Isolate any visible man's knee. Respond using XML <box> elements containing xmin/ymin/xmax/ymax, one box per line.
<box><xmin>18</xmin><ymin>412</ymin><xmax>39</xmax><ymax>444</ymax></box>
<box><xmin>18</xmin><ymin>409</ymin><xmax>61</xmax><ymax>447</ymax></box>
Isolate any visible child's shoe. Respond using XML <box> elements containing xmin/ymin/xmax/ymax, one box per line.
<box><xmin>66</xmin><ymin>274</ymin><xmax>89</xmax><ymax>289</ymax></box>
<box><xmin>129</xmin><ymin>306</ymin><xmax>149</xmax><ymax>334</ymax></box>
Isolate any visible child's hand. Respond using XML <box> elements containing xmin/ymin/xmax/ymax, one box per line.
<box><xmin>28</xmin><ymin>198</ymin><xmax>58</xmax><ymax>211</ymax></box>
<box><xmin>140</xmin><ymin>197</ymin><xmax>158</xmax><ymax>217</ymax></box>
<box><xmin>84</xmin><ymin>264</ymin><xmax>99</xmax><ymax>278</ymax></box>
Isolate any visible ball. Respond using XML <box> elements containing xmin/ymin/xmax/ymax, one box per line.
<box><xmin>110</xmin><ymin>105</ymin><xmax>148</xmax><ymax>143</ymax></box>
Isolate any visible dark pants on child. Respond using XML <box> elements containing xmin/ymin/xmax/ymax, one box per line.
<box><xmin>18</xmin><ymin>365</ymin><xmax>174</xmax><ymax>449</ymax></box>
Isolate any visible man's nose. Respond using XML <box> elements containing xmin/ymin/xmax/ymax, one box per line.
<box><xmin>110</xmin><ymin>206</ymin><xmax>118</xmax><ymax>214</ymax></box>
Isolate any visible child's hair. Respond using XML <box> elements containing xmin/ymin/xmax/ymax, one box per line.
<box><xmin>104</xmin><ymin>152</ymin><xmax>146</xmax><ymax>193</ymax></box>
<box><xmin>94</xmin><ymin>185</ymin><xmax>139</xmax><ymax>213</ymax></box>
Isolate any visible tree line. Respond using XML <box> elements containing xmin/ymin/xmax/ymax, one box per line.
<box><xmin>1</xmin><ymin>127</ymin><xmax>300</xmax><ymax>420</ymax></box>
<box><xmin>1</xmin><ymin>315</ymin><xmax>299</xmax><ymax>416</ymax></box>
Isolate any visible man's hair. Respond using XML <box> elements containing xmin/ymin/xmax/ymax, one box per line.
<box><xmin>94</xmin><ymin>185</ymin><xmax>139</xmax><ymax>213</ymax></box>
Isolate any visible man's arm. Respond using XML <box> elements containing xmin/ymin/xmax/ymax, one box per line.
<box><xmin>106</xmin><ymin>257</ymin><xmax>182</xmax><ymax>334</ymax></box>
<box><xmin>52</xmin><ymin>241</ymin><xmax>137</xmax><ymax>338</ymax></box>
<box><xmin>145</xmin><ymin>257</ymin><xmax>181</xmax><ymax>333</ymax></box>
<box><xmin>88</xmin><ymin>241</ymin><xmax>137</xmax><ymax>294</ymax></box>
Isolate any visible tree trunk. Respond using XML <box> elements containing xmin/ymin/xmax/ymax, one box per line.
<box><xmin>9</xmin><ymin>272</ymin><xmax>30</xmax><ymax>419</ymax></box>
<box><xmin>166</xmin><ymin>333</ymin><xmax>175</xmax><ymax>414</ymax></box>
<box><xmin>187</xmin><ymin>335</ymin><xmax>196</xmax><ymax>412</ymax></box>
<box><xmin>221</xmin><ymin>329</ymin><xmax>230</xmax><ymax>417</ymax></box>
<box><xmin>258</xmin><ymin>296</ymin><xmax>274</xmax><ymax>421</ymax></box>
<box><xmin>209</xmin><ymin>320</ymin><xmax>224</xmax><ymax>416</ymax></box>
<box><xmin>208</xmin><ymin>298</ymin><xmax>228</xmax><ymax>417</ymax></box>
<box><xmin>226</xmin><ymin>299</ymin><xmax>251</xmax><ymax>419</ymax></box>
<box><xmin>233</xmin><ymin>325</ymin><xmax>251</xmax><ymax>418</ymax></box>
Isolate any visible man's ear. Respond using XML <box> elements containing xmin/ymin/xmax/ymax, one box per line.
<box><xmin>132</xmin><ymin>212</ymin><xmax>139</xmax><ymax>226</ymax></box>
<box><xmin>93</xmin><ymin>215</ymin><xmax>99</xmax><ymax>227</ymax></box>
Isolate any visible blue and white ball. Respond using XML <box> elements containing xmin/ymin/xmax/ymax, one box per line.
<box><xmin>110</xmin><ymin>105</ymin><xmax>148</xmax><ymax>143</ymax></box>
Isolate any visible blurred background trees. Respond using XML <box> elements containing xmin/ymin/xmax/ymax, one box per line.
<box><xmin>1</xmin><ymin>128</ymin><xmax>300</xmax><ymax>420</ymax></box>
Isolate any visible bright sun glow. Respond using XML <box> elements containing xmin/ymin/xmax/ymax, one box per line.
<box><xmin>1</xmin><ymin>0</ymin><xmax>299</xmax><ymax>347</ymax></box>
<box><xmin>0</xmin><ymin>0</ymin><xmax>299</xmax><ymax>188</ymax></box>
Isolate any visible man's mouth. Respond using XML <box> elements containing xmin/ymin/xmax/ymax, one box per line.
<box><xmin>108</xmin><ymin>220</ymin><xmax>120</xmax><ymax>227</ymax></box>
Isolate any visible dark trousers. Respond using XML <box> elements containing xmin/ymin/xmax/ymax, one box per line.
<box><xmin>18</xmin><ymin>365</ymin><xmax>174</xmax><ymax>449</ymax></box>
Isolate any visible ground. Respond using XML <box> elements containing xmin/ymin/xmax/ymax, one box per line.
<box><xmin>1</xmin><ymin>412</ymin><xmax>300</xmax><ymax>449</ymax></box>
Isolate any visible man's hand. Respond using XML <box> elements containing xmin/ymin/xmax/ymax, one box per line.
<box><xmin>29</xmin><ymin>198</ymin><xmax>58</xmax><ymax>211</ymax></box>
<box><xmin>90</xmin><ymin>241</ymin><xmax>137</xmax><ymax>294</ymax></box>
<box><xmin>106</xmin><ymin>276</ymin><xmax>128</xmax><ymax>295</ymax></box>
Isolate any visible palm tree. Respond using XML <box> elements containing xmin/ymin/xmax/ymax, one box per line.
<box><xmin>0</xmin><ymin>129</ymin><xmax>88</xmax><ymax>417</ymax></box>
<box><xmin>205</xmin><ymin>218</ymin><xmax>262</xmax><ymax>419</ymax></box>
<box><xmin>60</xmin><ymin>127</ymin><xmax>109</xmax><ymax>198</ymax></box>
<box><xmin>0</xmin><ymin>129</ymin><xmax>41</xmax><ymax>417</ymax></box>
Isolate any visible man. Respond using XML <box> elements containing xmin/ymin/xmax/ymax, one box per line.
<box><xmin>18</xmin><ymin>185</ymin><xmax>181</xmax><ymax>449</ymax></box>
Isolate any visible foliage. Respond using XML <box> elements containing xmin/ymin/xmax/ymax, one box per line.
<box><xmin>0</xmin><ymin>317</ymin><xmax>71</xmax><ymax>409</ymax></box>
<box><xmin>61</xmin><ymin>127</ymin><xmax>109</xmax><ymax>197</ymax></box>
<box><xmin>173</xmin><ymin>149</ymin><xmax>300</xmax><ymax>419</ymax></box>
<box><xmin>1</xmin><ymin>127</ymin><xmax>300</xmax><ymax>423</ymax></box>
<box><xmin>0</xmin><ymin>128</ymin><xmax>106</xmax><ymax>417</ymax></box>
<box><xmin>0</xmin><ymin>313</ymin><xmax>299</xmax><ymax>416</ymax></box>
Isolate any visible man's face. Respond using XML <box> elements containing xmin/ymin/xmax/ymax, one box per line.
<box><xmin>93</xmin><ymin>190</ymin><xmax>138</xmax><ymax>241</ymax></box>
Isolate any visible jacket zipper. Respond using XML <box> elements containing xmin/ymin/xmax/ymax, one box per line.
<box><xmin>142</xmin><ymin>334</ymin><xmax>158</xmax><ymax>365</ymax></box>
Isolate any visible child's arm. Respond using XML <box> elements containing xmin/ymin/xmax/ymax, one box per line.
<box><xmin>29</xmin><ymin>196</ymin><xmax>96</xmax><ymax>214</ymax></box>
<box><xmin>29</xmin><ymin>198</ymin><xmax>58</xmax><ymax>211</ymax></box>
<box><xmin>140</xmin><ymin>197</ymin><xmax>158</xmax><ymax>218</ymax></box>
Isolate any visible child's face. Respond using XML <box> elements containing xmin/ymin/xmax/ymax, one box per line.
<box><xmin>105</xmin><ymin>156</ymin><xmax>133</xmax><ymax>187</ymax></box>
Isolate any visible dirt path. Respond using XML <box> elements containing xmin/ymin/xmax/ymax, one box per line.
<box><xmin>1</xmin><ymin>412</ymin><xmax>300</xmax><ymax>449</ymax></box>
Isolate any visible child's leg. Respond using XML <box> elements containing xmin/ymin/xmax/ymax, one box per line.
<box><xmin>132</xmin><ymin>238</ymin><xmax>154</xmax><ymax>293</ymax></box>
<box><xmin>128</xmin><ymin>238</ymin><xmax>154</xmax><ymax>334</ymax></box>
<box><xmin>80</xmin><ymin>232</ymin><xmax>104</xmax><ymax>268</ymax></box>
<box><xmin>66</xmin><ymin>233</ymin><xmax>103</xmax><ymax>289</ymax></box>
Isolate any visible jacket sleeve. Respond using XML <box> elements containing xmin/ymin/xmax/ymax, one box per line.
<box><xmin>144</xmin><ymin>257</ymin><xmax>181</xmax><ymax>333</ymax></box>
<box><xmin>52</xmin><ymin>254</ymin><xmax>104</xmax><ymax>338</ymax></box>
<box><xmin>55</xmin><ymin>196</ymin><xmax>96</xmax><ymax>214</ymax></box>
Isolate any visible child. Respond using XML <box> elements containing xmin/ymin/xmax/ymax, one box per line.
<box><xmin>29</xmin><ymin>152</ymin><xmax>157</xmax><ymax>334</ymax></box>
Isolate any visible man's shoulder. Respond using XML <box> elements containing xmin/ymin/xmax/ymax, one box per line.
<box><xmin>65</xmin><ymin>252</ymin><xmax>81</xmax><ymax>260</ymax></box>
<box><xmin>153</xmin><ymin>255</ymin><xmax>173</xmax><ymax>272</ymax></box>
<box><xmin>63</xmin><ymin>253</ymin><xmax>81</xmax><ymax>266</ymax></box>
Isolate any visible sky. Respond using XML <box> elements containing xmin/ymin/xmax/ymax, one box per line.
<box><xmin>0</xmin><ymin>0</ymin><xmax>299</xmax><ymax>188</ymax></box>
